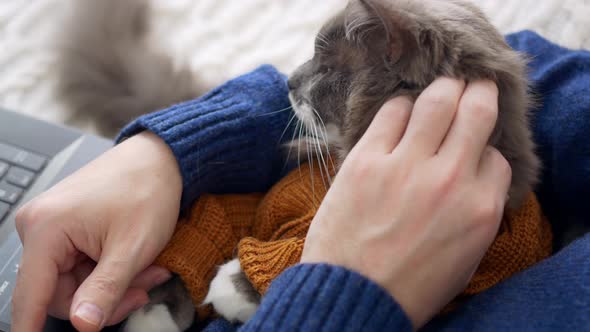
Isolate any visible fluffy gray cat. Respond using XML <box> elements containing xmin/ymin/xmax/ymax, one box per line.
<box><xmin>59</xmin><ymin>0</ymin><xmax>544</xmax><ymax>331</ymax></box>
<box><xmin>288</xmin><ymin>0</ymin><xmax>539</xmax><ymax>210</ymax></box>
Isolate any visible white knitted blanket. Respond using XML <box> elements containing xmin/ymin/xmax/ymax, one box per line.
<box><xmin>0</xmin><ymin>0</ymin><xmax>589</xmax><ymax>133</ymax></box>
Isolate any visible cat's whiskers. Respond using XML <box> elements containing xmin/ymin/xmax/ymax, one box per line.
<box><xmin>305</xmin><ymin>126</ymin><xmax>319</xmax><ymax>207</ymax></box>
<box><xmin>297</xmin><ymin>116</ymin><xmax>304</xmax><ymax>180</ymax></box>
<box><xmin>309</xmin><ymin>119</ymin><xmax>330</xmax><ymax>191</ymax></box>
<box><xmin>317</xmin><ymin>32</ymin><xmax>329</xmax><ymax>45</ymax></box>
<box><xmin>311</xmin><ymin>107</ymin><xmax>336</xmax><ymax>180</ymax></box>
<box><xmin>315</xmin><ymin>127</ymin><xmax>328</xmax><ymax>190</ymax></box>
<box><xmin>254</xmin><ymin>106</ymin><xmax>293</xmax><ymax>117</ymax></box>
<box><xmin>308</xmin><ymin>122</ymin><xmax>325</xmax><ymax>192</ymax></box>
<box><xmin>316</xmin><ymin>32</ymin><xmax>330</xmax><ymax>51</ymax></box>
<box><xmin>284</xmin><ymin>118</ymin><xmax>301</xmax><ymax>170</ymax></box>
<box><xmin>344</xmin><ymin>16</ymin><xmax>370</xmax><ymax>42</ymax></box>
<box><xmin>279</xmin><ymin>112</ymin><xmax>297</xmax><ymax>146</ymax></box>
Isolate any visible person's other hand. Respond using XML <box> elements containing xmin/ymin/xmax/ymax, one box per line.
<box><xmin>12</xmin><ymin>132</ymin><xmax>182</xmax><ymax>332</ymax></box>
<box><xmin>302</xmin><ymin>78</ymin><xmax>510</xmax><ymax>329</ymax></box>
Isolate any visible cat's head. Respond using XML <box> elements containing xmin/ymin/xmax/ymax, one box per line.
<box><xmin>288</xmin><ymin>0</ymin><xmax>507</xmax><ymax>162</ymax></box>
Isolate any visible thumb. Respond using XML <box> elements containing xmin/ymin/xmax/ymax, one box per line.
<box><xmin>69</xmin><ymin>254</ymin><xmax>146</xmax><ymax>331</ymax></box>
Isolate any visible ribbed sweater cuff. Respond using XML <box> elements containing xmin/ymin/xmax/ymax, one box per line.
<box><xmin>116</xmin><ymin>65</ymin><xmax>293</xmax><ymax>209</ymax></box>
<box><xmin>241</xmin><ymin>264</ymin><xmax>413</xmax><ymax>332</ymax></box>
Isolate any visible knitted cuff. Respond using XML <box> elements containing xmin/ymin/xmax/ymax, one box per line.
<box><xmin>116</xmin><ymin>65</ymin><xmax>293</xmax><ymax>209</ymax></box>
<box><xmin>238</xmin><ymin>237</ymin><xmax>305</xmax><ymax>294</ymax></box>
<box><xmin>155</xmin><ymin>193</ymin><xmax>263</xmax><ymax>320</ymax></box>
<box><xmin>241</xmin><ymin>264</ymin><xmax>413</xmax><ymax>332</ymax></box>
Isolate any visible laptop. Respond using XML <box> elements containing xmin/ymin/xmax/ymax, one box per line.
<box><xmin>0</xmin><ymin>108</ymin><xmax>114</xmax><ymax>331</ymax></box>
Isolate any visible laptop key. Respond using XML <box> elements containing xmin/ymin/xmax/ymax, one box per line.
<box><xmin>0</xmin><ymin>202</ymin><xmax>8</xmax><ymax>221</ymax></box>
<box><xmin>0</xmin><ymin>182</ymin><xmax>22</xmax><ymax>204</ymax></box>
<box><xmin>15</xmin><ymin>152</ymin><xmax>46</xmax><ymax>172</ymax></box>
<box><xmin>0</xmin><ymin>162</ymin><xmax>8</xmax><ymax>178</ymax></box>
<box><xmin>0</xmin><ymin>143</ymin><xmax>23</xmax><ymax>166</ymax></box>
<box><xmin>0</xmin><ymin>142</ymin><xmax>47</xmax><ymax>172</ymax></box>
<box><xmin>5</xmin><ymin>167</ymin><xmax>35</xmax><ymax>188</ymax></box>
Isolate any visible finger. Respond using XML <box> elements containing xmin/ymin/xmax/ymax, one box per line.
<box><xmin>106</xmin><ymin>288</ymin><xmax>149</xmax><ymax>325</ymax></box>
<box><xmin>439</xmin><ymin>80</ymin><xmax>499</xmax><ymax>167</ymax></box>
<box><xmin>397</xmin><ymin>78</ymin><xmax>466</xmax><ymax>157</ymax></box>
<box><xmin>50</xmin><ymin>264</ymin><xmax>166</xmax><ymax>327</ymax></box>
<box><xmin>69</xmin><ymin>252</ymin><xmax>146</xmax><ymax>331</ymax></box>
<box><xmin>48</xmin><ymin>260</ymin><xmax>95</xmax><ymax>320</ymax></box>
<box><xmin>129</xmin><ymin>265</ymin><xmax>171</xmax><ymax>290</ymax></box>
<box><xmin>47</xmin><ymin>273</ymin><xmax>77</xmax><ymax>320</ymax></box>
<box><xmin>113</xmin><ymin>266</ymin><xmax>171</xmax><ymax>323</ymax></box>
<box><xmin>12</xmin><ymin>254</ymin><xmax>58</xmax><ymax>332</ymax></box>
<box><xmin>355</xmin><ymin>96</ymin><xmax>413</xmax><ymax>154</ymax></box>
<box><xmin>479</xmin><ymin>146</ymin><xmax>512</xmax><ymax>204</ymax></box>
<box><xmin>12</xmin><ymin>235</ymin><xmax>67</xmax><ymax>332</ymax></box>
<box><xmin>106</xmin><ymin>267</ymin><xmax>170</xmax><ymax>325</ymax></box>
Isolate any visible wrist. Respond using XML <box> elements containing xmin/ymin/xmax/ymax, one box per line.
<box><xmin>123</xmin><ymin>132</ymin><xmax>182</xmax><ymax>199</ymax></box>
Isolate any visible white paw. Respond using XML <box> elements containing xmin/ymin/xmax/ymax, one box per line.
<box><xmin>203</xmin><ymin>259</ymin><xmax>260</xmax><ymax>323</ymax></box>
<box><xmin>123</xmin><ymin>304</ymin><xmax>181</xmax><ymax>332</ymax></box>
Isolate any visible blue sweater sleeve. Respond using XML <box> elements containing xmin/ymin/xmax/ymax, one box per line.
<box><xmin>505</xmin><ymin>31</ymin><xmax>590</xmax><ymax>242</ymax></box>
<box><xmin>422</xmin><ymin>234</ymin><xmax>590</xmax><ymax>332</ymax></box>
<box><xmin>116</xmin><ymin>65</ymin><xmax>294</xmax><ymax>209</ymax></box>
<box><xmin>202</xmin><ymin>264</ymin><xmax>412</xmax><ymax>332</ymax></box>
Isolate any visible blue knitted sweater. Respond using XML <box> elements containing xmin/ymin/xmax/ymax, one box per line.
<box><xmin>119</xmin><ymin>31</ymin><xmax>590</xmax><ymax>331</ymax></box>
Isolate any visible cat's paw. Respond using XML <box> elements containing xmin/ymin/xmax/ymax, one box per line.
<box><xmin>121</xmin><ymin>274</ymin><xmax>195</xmax><ymax>332</ymax></box>
<box><xmin>204</xmin><ymin>258</ymin><xmax>260</xmax><ymax>323</ymax></box>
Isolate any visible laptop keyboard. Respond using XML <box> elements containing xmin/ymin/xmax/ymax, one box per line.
<box><xmin>0</xmin><ymin>142</ymin><xmax>47</xmax><ymax>222</ymax></box>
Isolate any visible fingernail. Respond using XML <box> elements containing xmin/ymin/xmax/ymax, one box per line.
<box><xmin>74</xmin><ymin>302</ymin><xmax>104</xmax><ymax>327</ymax></box>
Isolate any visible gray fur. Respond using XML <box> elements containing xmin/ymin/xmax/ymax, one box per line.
<box><xmin>288</xmin><ymin>0</ymin><xmax>540</xmax><ymax>210</ymax></box>
<box><xmin>231</xmin><ymin>272</ymin><xmax>261</xmax><ymax>305</ymax></box>
<box><xmin>58</xmin><ymin>0</ymin><xmax>203</xmax><ymax>137</ymax></box>
<box><xmin>144</xmin><ymin>275</ymin><xmax>195</xmax><ymax>329</ymax></box>
<box><xmin>121</xmin><ymin>274</ymin><xmax>195</xmax><ymax>332</ymax></box>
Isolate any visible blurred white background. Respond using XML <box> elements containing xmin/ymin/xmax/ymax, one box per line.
<box><xmin>0</xmin><ymin>0</ymin><xmax>589</xmax><ymax>134</ymax></box>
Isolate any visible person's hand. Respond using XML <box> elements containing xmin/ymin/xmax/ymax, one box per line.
<box><xmin>12</xmin><ymin>132</ymin><xmax>182</xmax><ymax>332</ymax></box>
<box><xmin>302</xmin><ymin>78</ymin><xmax>510</xmax><ymax>329</ymax></box>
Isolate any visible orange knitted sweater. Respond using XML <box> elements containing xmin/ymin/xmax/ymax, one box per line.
<box><xmin>156</xmin><ymin>162</ymin><xmax>553</xmax><ymax>319</ymax></box>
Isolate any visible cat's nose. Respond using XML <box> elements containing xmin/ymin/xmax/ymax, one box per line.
<box><xmin>287</xmin><ymin>78</ymin><xmax>297</xmax><ymax>91</ymax></box>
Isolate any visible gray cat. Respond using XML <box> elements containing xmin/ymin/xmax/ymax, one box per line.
<box><xmin>203</xmin><ymin>0</ymin><xmax>541</xmax><ymax>329</ymax></box>
<box><xmin>288</xmin><ymin>0</ymin><xmax>539</xmax><ymax>210</ymax></box>
<box><xmin>60</xmin><ymin>0</ymin><xmax>544</xmax><ymax>331</ymax></box>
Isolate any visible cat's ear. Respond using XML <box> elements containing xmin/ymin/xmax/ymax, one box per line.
<box><xmin>344</xmin><ymin>0</ymin><xmax>420</xmax><ymax>64</ymax></box>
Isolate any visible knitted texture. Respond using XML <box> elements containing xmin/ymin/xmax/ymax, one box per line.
<box><xmin>239</xmin><ymin>166</ymin><xmax>553</xmax><ymax>299</ymax></box>
<box><xmin>467</xmin><ymin>193</ymin><xmax>553</xmax><ymax>292</ymax></box>
<box><xmin>155</xmin><ymin>193</ymin><xmax>264</xmax><ymax>319</ymax></box>
<box><xmin>240</xmin><ymin>264</ymin><xmax>413</xmax><ymax>332</ymax></box>
<box><xmin>117</xmin><ymin>65</ymin><xmax>293</xmax><ymax>209</ymax></box>
<box><xmin>155</xmin><ymin>160</ymin><xmax>552</xmax><ymax>320</ymax></box>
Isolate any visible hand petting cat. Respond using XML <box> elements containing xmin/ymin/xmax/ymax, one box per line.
<box><xmin>302</xmin><ymin>78</ymin><xmax>509</xmax><ymax>328</ymax></box>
